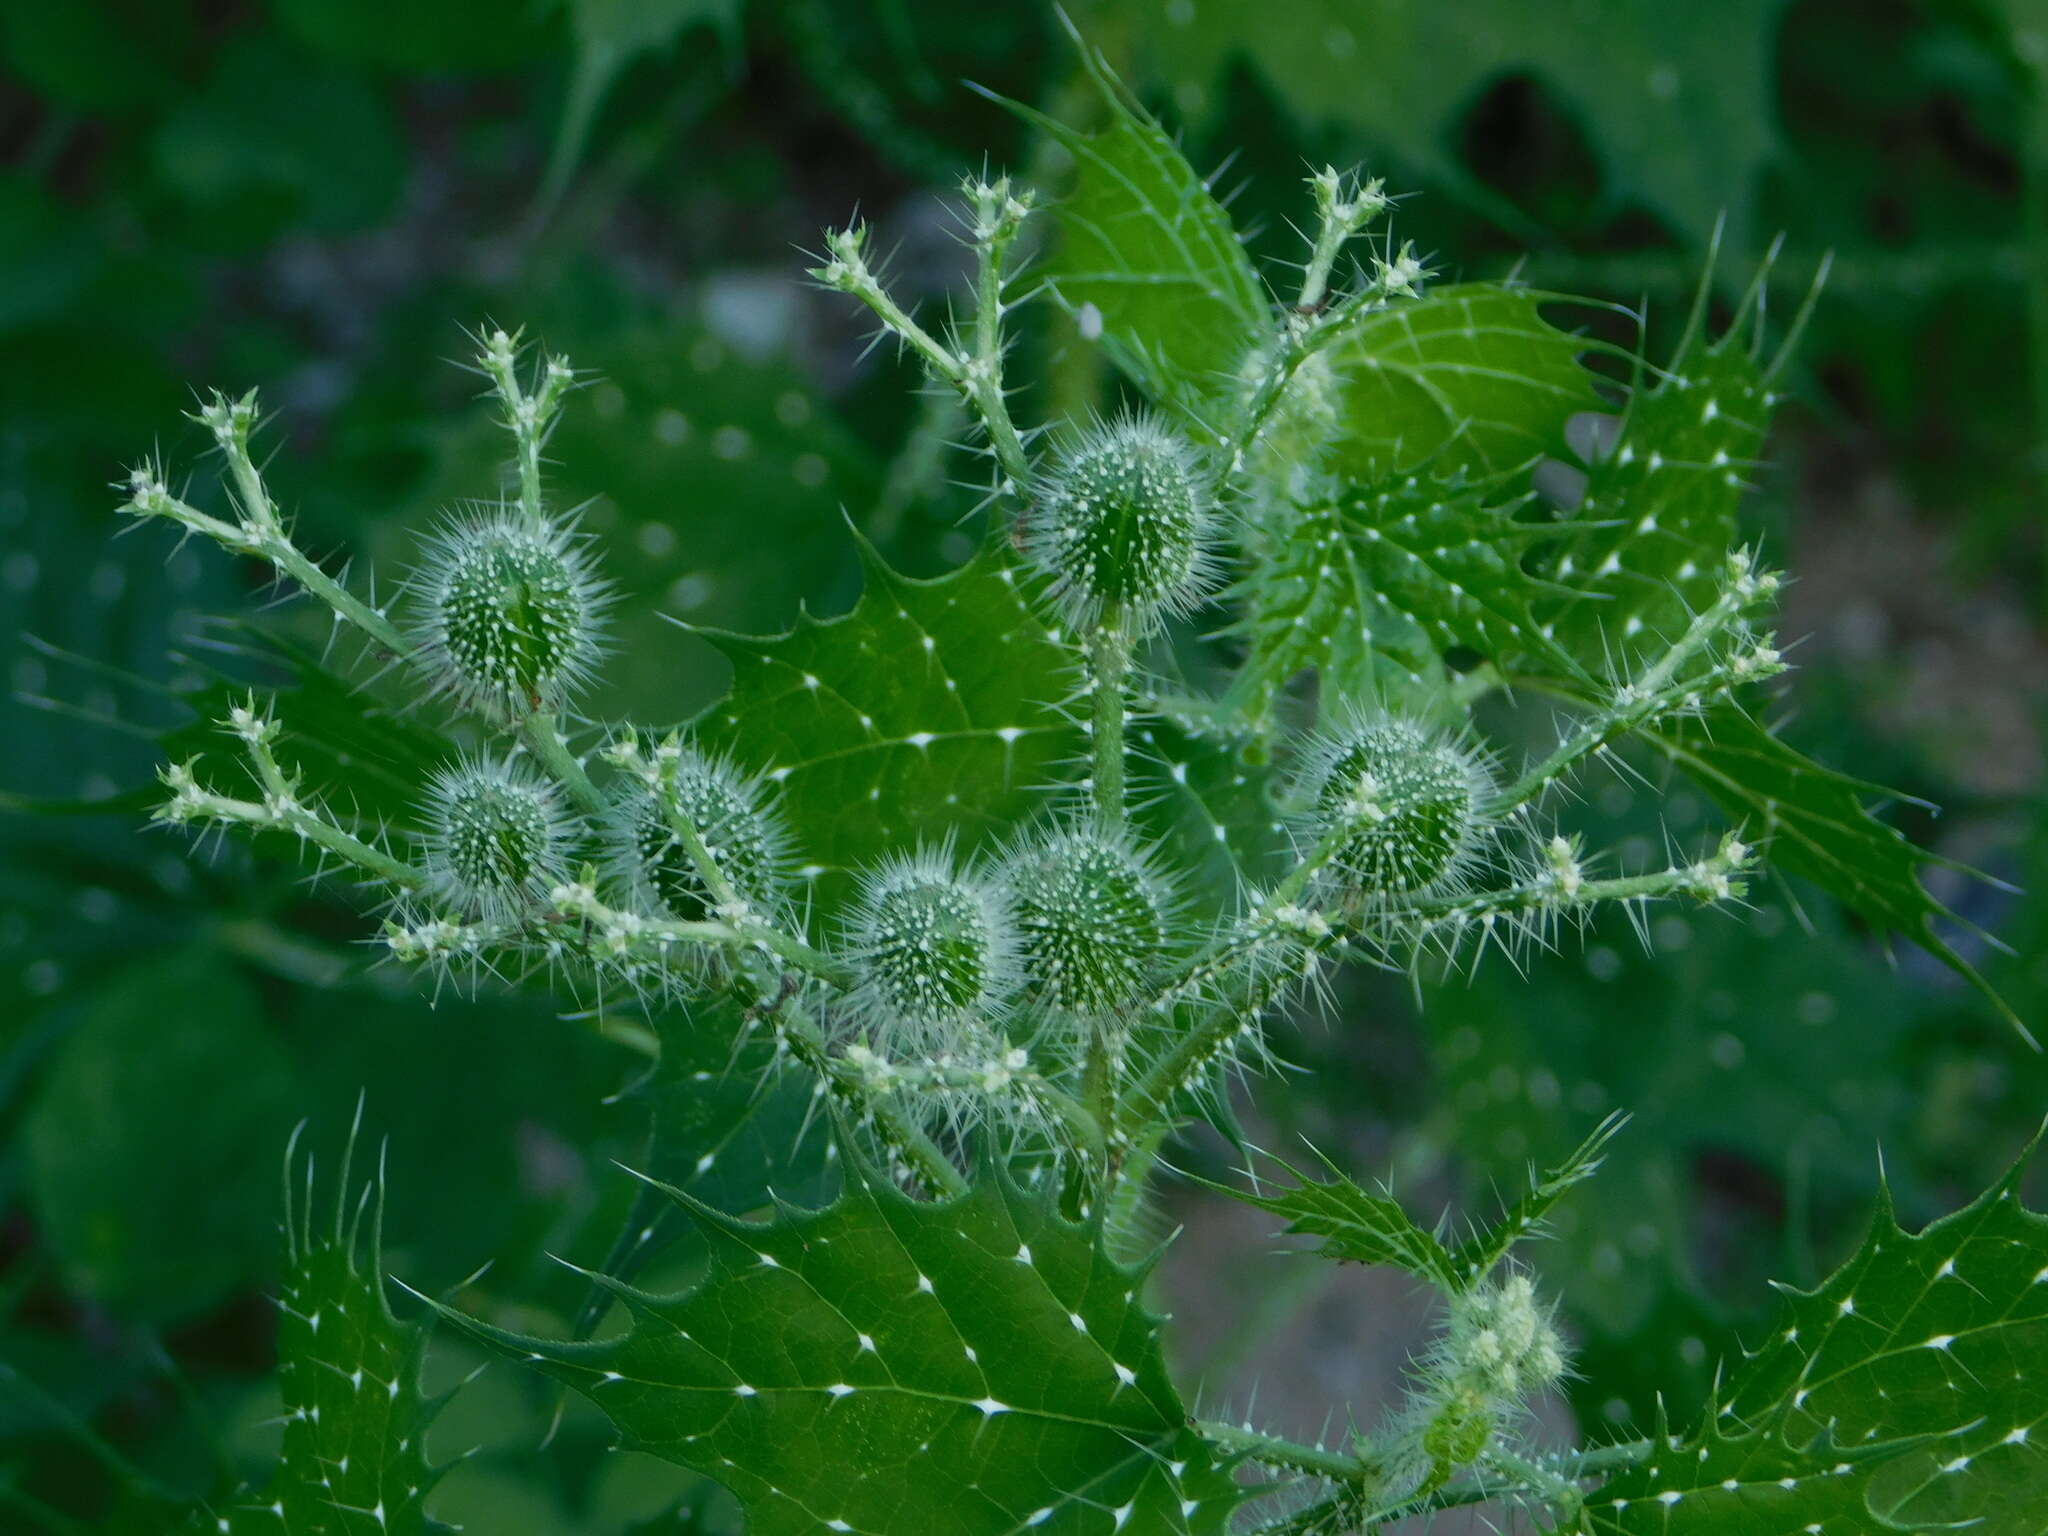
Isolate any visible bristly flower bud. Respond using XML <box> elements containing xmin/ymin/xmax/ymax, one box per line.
<box><xmin>1397</xmin><ymin>1270</ymin><xmax>1570</xmax><ymax>1495</ymax></box>
<box><xmin>612</xmin><ymin>748</ymin><xmax>785</xmax><ymax>922</ymax></box>
<box><xmin>1007</xmin><ymin>826</ymin><xmax>1170</xmax><ymax>1017</ymax></box>
<box><xmin>422</xmin><ymin>757</ymin><xmax>574</xmax><ymax>922</ymax></box>
<box><xmin>1299</xmin><ymin>711</ymin><xmax>1496</xmax><ymax>901</ymax></box>
<box><xmin>842</xmin><ymin>848</ymin><xmax>1018</xmax><ymax>1055</ymax></box>
<box><xmin>405</xmin><ymin>506</ymin><xmax>609</xmax><ymax>719</ymax></box>
<box><xmin>1027</xmin><ymin>412</ymin><xmax>1216</xmax><ymax>631</ymax></box>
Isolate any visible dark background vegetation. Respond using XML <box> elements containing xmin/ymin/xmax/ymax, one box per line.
<box><xmin>2</xmin><ymin>0</ymin><xmax>2045</xmax><ymax>1527</ymax></box>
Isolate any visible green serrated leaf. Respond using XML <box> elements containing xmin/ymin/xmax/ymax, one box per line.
<box><xmin>1447</xmin><ymin>1111</ymin><xmax>1628</xmax><ymax>1283</ymax></box>
<box><xmin>1195</xmin><ymin>1144</ymin><xmax>1461</xmax><ymax>1291</ymax></box>
<box><xmin>1320</xmin><ymin>285</ymin><xmax>1609</xmax><ymax>479</ymax></box>
<box><xmin>197</xmin><ymin>1121</ymin><xmax>446</xmax><ymax>1534</ymax></box>
<box><xmin>436</xmin><ymin>1163</ymin><xmax>1244</xmax><ymax>1535</ymax></box>
<box><xmin>1008</xmin><ymin>32</ymin><xmax>1269</xmax><ymax>421</ymax></box>
<box><xmin>691</xmin><ymin>541</ymin><xmax>1082</xmax><ymax>914</ymax></box>
<box><xmin>1231</xmin><ymin>466</ymin><xmax>1585</xmax><ymax>709</ymax></box>
<box><xmin>1583</xmin><ymin>1129</ymin><xmax>2048</xmax><ymax>1534</ymax></box>
<box><xmin>1652</xmin><ymin>706</ymin><xmax>2021</xmax><ymax>1036</ymax></box>
<box><xmin>1541</xmin><ymin>262</ymin><xmax>1790</xmax><ymax>670</ymax></box>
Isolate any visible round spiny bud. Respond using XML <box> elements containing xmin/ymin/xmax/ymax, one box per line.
<box><xmin>1027</xmin><ymin>413</ymin><xmax>1215</xmax><ymax>630</ymax></box>
<box><xmin>1008</xmin><ymin>826</ymin><xmax>1169</xmax><ymax>1016</ymax></box>
<box><xmin>406</xmin><ymin>507</ymin><xmax>608</xmax><ymax>718</ymax></box>
<box><xmin>1300</xmin><ymin>712</ymin><xmax>1495</xmax><ymax>900</ymax></box>
<box><xmin>423</xmin><ymin>757</ymin><xmax>573</xmax><ymax>921</ymax></box>
<box><xmin>616</xmin><ymin>752</ymin><xmax>784</xmax><ymax>922</ymax></box>
<box><xmin>844</xmin><ymin>850</ymin><xmax>1017</xmax><ymax>1053</ymax></box>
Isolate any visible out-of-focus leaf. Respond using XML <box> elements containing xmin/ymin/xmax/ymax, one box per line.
<box><xmin>272</xmin><ymin>0</ymin><xmax>553</xmax><ymax>71</ymax></box>
<box><xmin>1122</xmin><ymin>0</ymin><xmax>1785</xmax><ymax>253</ymax></box>
<box><xmin>0</xmin><ymin>0</ymin><xmax>197</xmax><ymax>110</ymax></box>
<box><xmin>22</xmin><ymin>953</ymin><xmax>296</xmax><ymax>1324</ymax></box>
<box><xmin>435</xmin><ymin>1163</ymin><xmax>1244</xmax><ymax>1534</ymax></box>
<box><xmin>151</xmin><ymin>36</ymin><xmax>403</xmax><ymax>241</ymax></box>
<box><xmin>541</xmin><ymin>0</ymin><xmax>744</xmax><ymax>210</ymax></box>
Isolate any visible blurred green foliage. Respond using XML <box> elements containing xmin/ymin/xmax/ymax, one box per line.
<box><xmin>2</xmin><ymin>0</ymin><xmax>2044</xmax><ymax>1528</ymax></box>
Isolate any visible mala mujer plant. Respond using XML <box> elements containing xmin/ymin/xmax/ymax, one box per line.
<box><xmin>112</xmin><ymin>38</ymin><xmax>2045</xmax><ymax>1536</ymax></box>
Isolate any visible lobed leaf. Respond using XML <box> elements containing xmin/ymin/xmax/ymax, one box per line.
<box><xmin>1230</xmin><ymin>466</ymin><xmax>1588</xmax><ymax>710</ymax></box>
<box><xmin>1120</xmin><ymin>0</ymin><xmax>1784</xmax><ymax>255</ymax></box>
<box><xmin>1582</xmin><ymin>1127</ymin><xmax>2048</xmax><ymax>1533</ymax></box>
<box><xmin>1538</xmin><ymin>260</ymin><xmax>1791</xmax><ymax>672</ymax></box>
<box><xmin>1318</xmin><ymin>284</ymin><xmax>1610</xmax><ymax>480</ymax></box>
<box><xmin>580</xmin><ymin>992</ymin><xmax>833</xmax><ymax>1327</ymax></box>
<box><xmin>436</xmin><ymin>1163</ymin><xmax>1243</xmax><ymax>1535</ymax></box>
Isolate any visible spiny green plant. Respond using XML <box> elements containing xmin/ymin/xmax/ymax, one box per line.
<box><xmin>98</xmin><ymin>33</ymin><xmax>2044</xmax><ymax>1536</ymax></box>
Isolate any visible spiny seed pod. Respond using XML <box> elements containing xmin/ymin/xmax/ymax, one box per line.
<box><xmin>1007</xmin><ymin>826</ymin><xmax>1170</xmax><ymax>1016</ymax></box>
<box><xmin>422</xmin><ymin>757</ymin><xmax>573</xmax><ymax>921</ymax></box>
<box><xmin>406</xmin><ymin>506</ymin><xmax>609</xmax><ymax>718</ymax></box>
<box><xmin>1300</xmin><ymin>712</ymin><xmax>1495</xmax><ymax>900</ymax></box>
<box><xmin>614</xmin><ymin>751</ymin><xmax>785</xmax><ymax>921</ymax></box>
<box><xmin>843</xmin><ymin>850</ymin><xmax>1017</xmax><ymax>1054</ymax></box>
<box><xmin>1027</xmin><ymin>413</ymin><xmax>1216</xmax><ymax>631</ymax></box>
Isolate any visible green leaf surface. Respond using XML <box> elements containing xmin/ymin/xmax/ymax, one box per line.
<box><xmin>22</xmin><ymin>953</ymin><xmax>296</xmax><ymax>1324</ymax></box>
<box><xmin>438</xmin><ymin>1164</ymin><xmax>1243</xmax><ymax>1535</ymax></box>
<box><xmin>1127</xmin><ymin>709</ymin><xmax>1289</xmax><ymax>918</ymax></box>
<box><xmin>198</xmin><ymin>1128</ymin><xmax>446</xmax><ymax>1534</ymax></box>
<box><xmin>1652</xmin><ymin>707</ymin><xmax>2018</xmax><ymax>1034</ymax></box>
<box><xmin>1198</xmin><ymin>1145</ymin><xmax>1461</xmax><ymax>1291</ymax></box>
<box><xmin>1012</xmin><ymin>34</ymin><xmax>1270</xmax><ymax>420</ymax></box>
<box><xmin>1540</xmin><ymin>269</ymin><xmax>1784</xmax><ymax>670</ymax></box>
<box><xmin>1582</xmin><ymin>1129</ymin><xmax>2048</xmax><ymax>1534</ymax></box>
<box><xmin>1319</xmin><ymin>284</ymin><xmax>1608</xmax><ymax>479</ymax></box>
<box><xmin>1231</xmin><ymin>466</ymin><xmax>1584</xmax><ymax>708</ymax></box>
<box><xmin>692</xmin><ymin>542</ymin><xmax>1083</xmax><ymax>914</ymax></box>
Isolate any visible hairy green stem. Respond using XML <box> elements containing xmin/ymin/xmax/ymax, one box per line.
<box><xmin>1088</xmin><ymin>614</ymin><xmax>1129</xmax><ymax>828</ymax></box>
